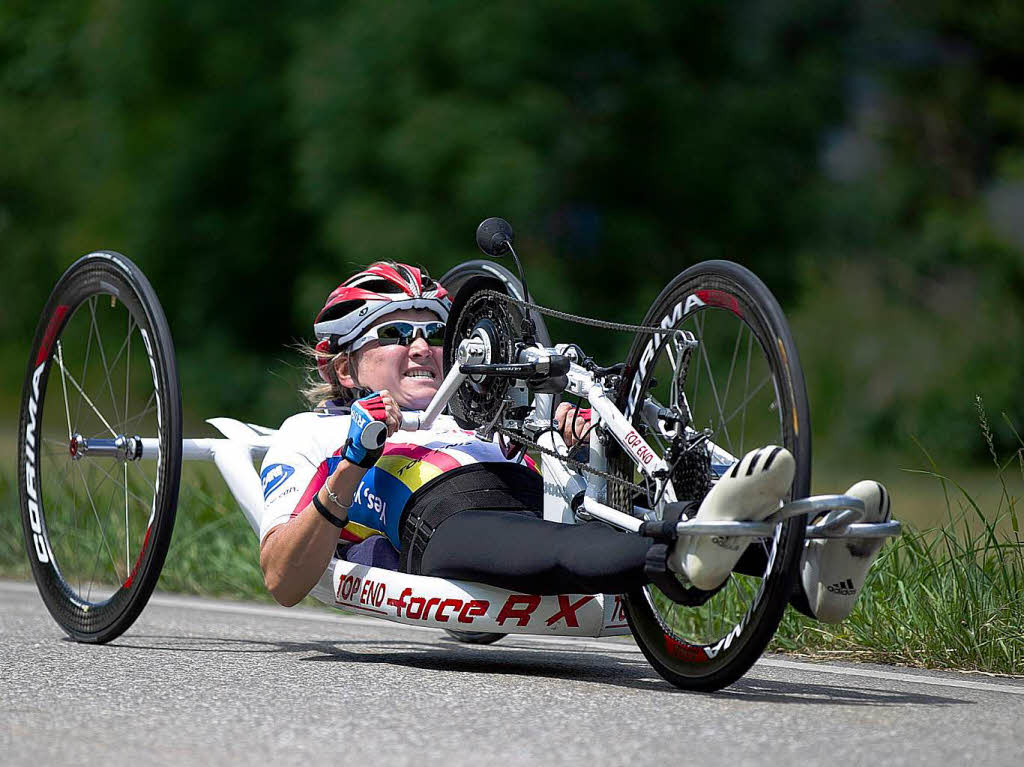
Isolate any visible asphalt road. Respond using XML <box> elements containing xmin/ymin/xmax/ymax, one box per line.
<box><xmin>2</xmin><ymin>580</ymin><xmax>1022</xmax><ymax>766</ymax></box>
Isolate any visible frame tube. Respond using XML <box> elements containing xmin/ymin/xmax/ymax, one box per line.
<box><xmin>310</xmin><ymin>557</ymin><xmax>632</xmax><ymax>637</ymax></box>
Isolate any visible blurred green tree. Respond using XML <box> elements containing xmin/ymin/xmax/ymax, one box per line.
<box><xmin>291</xmin><ymin>0</ymin><xmax>848</xmax><ymax>328</ymax></box>
<box><xmin>793</xmin><ymin>0</ymin><xmax>1024</xmax><ymax>459</ymax></box>
<box><xmin>2</xmin><ymin>0</ymin><xmax>1021</xmax><ymax>464</ymax></box>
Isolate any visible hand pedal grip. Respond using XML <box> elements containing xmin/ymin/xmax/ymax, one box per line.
<box><xmin>360</xmin><ymin>420</ymin><xmax>387</xmax><ymax>449</ymax></box>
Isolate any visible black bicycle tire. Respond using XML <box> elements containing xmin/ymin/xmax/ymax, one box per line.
<box><xmin>442</xmin><ymin>629</ymin><xmax>507</xmax><ymax>645</ymax></box>
<box><xmin>615</xmin><ymin>260</ymin><xmax>811</xmax><ymax>691</ymax></box>
<box><xmin>17</xmin><ymin>251</ymin><xmax>182</xmax><ymax>644</ymax></box>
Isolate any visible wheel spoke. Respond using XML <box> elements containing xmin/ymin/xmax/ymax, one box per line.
<box><xmin>56</xmin><ymin>341</ymin><xmax>73</xmax><ymax>441</ymax></box>
<box><xmin>87</xmin><ymin>297</ymin><xmax>122</xmax><ymax>429</ymax></box>
<box><xmin>124</xmin><ymin>312</ymin><xmax>132</xmax><ymax>433</ymax></box>
<box><xmin>41</xmin><ymin>441</ymin><xmax>77</xmax><ymax>495</ymax></box>
<box><xmin>124</xmin><ymin>463</ymin><xmax>130</xmax><ymax>571</ymax></box>
<box><xmin>56</xmin><ymin>350</ymin><xmax>118</xmax><ymax>438</ymax></box>
<box><xmin>721</xmin><ymin>374</ymin><xmax>772</xmax><ymax>431</ymax></box>
<box><xmin>121</xmin><ymin>391</ymin><xmax>157</xmax><ymax>433</ymax></box>
<box><xmin>721</xmin><ymin>320</ymin><xmax>744</xmax><ymax>412</ymax></box>
<box><xmin>697</xmin><ymin>325</ymin><xmax>734</xmax><ymax>454</ymax></box>
<box><xmin>73</xmin><ymin>461</ymin><xmax>122</xmax><ymax>586</ymax></box>
<box><xmin>740</xmin><ymin>331</ymin><xmax>753</xmax><ymax>454</ymax></box>
<box><xmin>101</xmin><ymin>471</ymin><xmax>123</xmax><ymax>585</ymax></box>
<box><xmin>83</xmin><ymin>456</ymin><xmax>156</xmax><ymax>509</ymax></box>
<box><xmin>74</xmin><ymin>444</ymin><xmax>83</xmax><ymax>597</ymax></box>
<box><xmin>103</xmin><ymin>316</ymin><xmax>135</xmax><ymax>381</ymax></box>
<box><xmin>84</xmin><ymin>526</ymin><xmax>105</xmax><ymax>602</ymax></box>
<box><xmin>72</xmin><ymin>297</ymin><xmax>97</xmax><ymax>432</ymax></box>
<box><xmin>130</xmin><ymin>462</ymin><xmax>158</xmax><ymax>496</ymax></box>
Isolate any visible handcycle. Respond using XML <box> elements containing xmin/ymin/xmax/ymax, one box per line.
<box><xmin>16</xmin><ymin>218</ymin><xmax>901</xmax><ymax>691</ymax></box>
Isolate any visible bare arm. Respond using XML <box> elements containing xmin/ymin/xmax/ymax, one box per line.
<box><xmin>259</xmin><ymin>389</ymin><xmax>402</xmax><ymax>607</ymax></box>
<box><xmin>259</xmin><ymin>461</ymin><xmax>366</xmax><ymax>607</ymax></box>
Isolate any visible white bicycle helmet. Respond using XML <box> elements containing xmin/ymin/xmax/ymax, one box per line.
<box><xmin>313</xmin><ymin>262</ymin><xmax>451</xmax><ymax>382</ymax></box>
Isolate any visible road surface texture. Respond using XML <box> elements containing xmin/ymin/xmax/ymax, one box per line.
<box><xmin>2</xmin><ymin>580</ymin><xmax>1021</xmax><ymax>766</ymax></box>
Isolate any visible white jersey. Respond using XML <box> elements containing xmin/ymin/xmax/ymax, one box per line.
<box><xmin>259</xmin><ymin>410</ymin><xmax>537</xmax><ymax>548</ymax></box>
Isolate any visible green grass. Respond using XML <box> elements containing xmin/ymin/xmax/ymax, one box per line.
<box><xmin>0</xmin><ymin>463</ymin><xmax>273</xmax><ymax>603</ymax></box>
<box><xmin>3</xmin><ymin>406</ymin><xmax>1022</xmax><ymax>673</ymax></box>
<box><xmin>149</xmin><ymin>466</ymin><xmax>270</xmax><ymax>600</ymax></box>
<box><xmin>770</xmin><ymin>404</ymin><xmax>1024</xmax><ymax>675</ymax></box>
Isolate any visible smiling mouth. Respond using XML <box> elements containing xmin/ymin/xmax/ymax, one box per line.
<box><xmin>403</xmin><ymin>370</ymin><xmax>436</xmax><ymax>380</ymax></box>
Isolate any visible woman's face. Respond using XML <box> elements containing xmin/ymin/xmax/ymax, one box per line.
<box><xmin>335</xmin><ymin>308</ymin><xmax>444</xmax><ymax>410</ymax></box>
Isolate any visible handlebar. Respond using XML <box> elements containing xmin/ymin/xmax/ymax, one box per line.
<box><xmin>400</xmin><ymin>411</ymin><xmax>426</xmax><ymax>431</ymax></box>
<box><xmin>397</xmin><ymin>360</ymin><xmax>472</xmax><ymax>433</ymax></box>
<box><xmin>393</xmin><ymin>342</ymin><xmax>570</xmax><ymax>434</ymax></box>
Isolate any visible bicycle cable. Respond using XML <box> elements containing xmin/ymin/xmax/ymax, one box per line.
<box><xmin>463</xmin><ymin>289</ymin><xmax>694</xmax><ymax>499</ymax></box>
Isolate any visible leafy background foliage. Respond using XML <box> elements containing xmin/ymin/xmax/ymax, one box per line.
<box><xmin>2</xmin><ymin>0</ymin><xmax>1022</xmax><ymax>468</ymax></box>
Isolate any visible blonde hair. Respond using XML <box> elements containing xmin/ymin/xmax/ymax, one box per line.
<box><xmin>296</xmin><ymin>343</ymin><xmax>365</xmax><ymax>410</ymax></box>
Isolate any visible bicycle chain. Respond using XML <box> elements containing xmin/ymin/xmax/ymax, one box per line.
<box><xmin>478</xmin><ymin>289</ymin><xmax>687</xmax><ymax>336</ymax></box>
<box><xmin>491</xmin><ymin>422</ymin><xmax>646</xmax><ymax>496</ymax></box>
<box><xmin>465</xmin><ymin>289</ymin><xmax>686</xmax><ymax>498</ymax></box>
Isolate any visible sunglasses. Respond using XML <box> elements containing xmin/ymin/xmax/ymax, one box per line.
<box><xmin>350</xmin><ymin>320</ymin><xmax>446</xmax><ymax>352</ymax></box>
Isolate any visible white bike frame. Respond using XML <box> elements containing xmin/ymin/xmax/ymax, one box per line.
<box><xmin>76</xmin><ymin>336</ymin><xmax>900</xmax><ymax>638</ymax></box>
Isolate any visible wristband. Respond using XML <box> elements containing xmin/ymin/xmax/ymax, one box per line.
<box><xmin>312</xmin><ymin>492</ymin><xmax>348</xmax><ymax>528</ymax></box>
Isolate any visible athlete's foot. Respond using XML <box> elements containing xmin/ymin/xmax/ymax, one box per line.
<box><xmin>669</xmin><ymin>446</ymin><xmax>795</xmax><ymax>591</ymax></box>
<box><xmin>800</xmin><ymin>480</ymin><xmax>892</xmax><ymax>624</ymax></box>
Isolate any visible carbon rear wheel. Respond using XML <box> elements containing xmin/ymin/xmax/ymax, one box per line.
<box><xmin>18</xmin><ymin>252</ymin><xmax>182</xmax><ymax>643</ymax></box>
<box><xmin>613</xmin><ymin>260</ymin><xmax>810</xmax><ymax>691</ymax></box>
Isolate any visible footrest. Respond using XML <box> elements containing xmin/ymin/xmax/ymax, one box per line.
<box><xmin>674</xmin><ymin>519</ymin><xmax>777</xmax><ymax>537</ymax></box>
<box><xmin>669</xmin><ymin>495</ymin><xmax>902</xmax><ymax>540</ymax></box>
<box><xmin>806</xmin><ymin>520</ymin><xmax>903</xmax><ymax>539</ymax></box>
<box><xmin>764</xmin><ymin>494</ymin><xmax>866</xmax><ymax>523</ymax></box>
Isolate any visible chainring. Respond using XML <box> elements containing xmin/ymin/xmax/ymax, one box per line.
<box><xmin>444</xmin><ymin>282</ymin><xmax>530</xmax><ymax>430</ymax></box>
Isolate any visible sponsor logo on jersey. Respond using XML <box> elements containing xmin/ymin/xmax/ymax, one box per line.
<box><xmin>261</xmin><ymin>463</ymin><xmax>295</xmax><ymax>499</ymax></box>
<box><xmin>351</xmin><ymin>405</ymin><xmax>369</xmax><ymax>429</ymax></box>
<box><xmin>358</xmin><ymin>483</ymin><xmax>389</xmax><ymax>524</ymax></box>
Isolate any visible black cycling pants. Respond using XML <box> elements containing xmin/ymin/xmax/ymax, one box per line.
<box><xmin>398</xmin><ymin>463</ymin><xmax>812</xmax><ymax>609</ymax></box>
<box><xmin>418</xmin><ymin>509</ymin><xmax>654</xmax><ymax>595</ymax></box>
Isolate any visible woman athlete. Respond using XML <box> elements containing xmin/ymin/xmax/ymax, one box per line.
<box><xmin>258</xmin><ymin>262</ymin><xmax>890</xmax><ymax>623</ymax></box>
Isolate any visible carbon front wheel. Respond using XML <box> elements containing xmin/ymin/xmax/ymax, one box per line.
<box><xmin>18</xmin><ymin>252</ymin><xmax>182</xmax><ymax>643</ymax></box>
<box><xmin>612</xmin><ymin>260</ymin><xmax>810</xmax><ymax>691</ymax></box>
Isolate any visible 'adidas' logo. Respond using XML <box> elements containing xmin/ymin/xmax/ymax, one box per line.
<box><xmin>826</xmin><ymin>578</ymin><xmax>857</xmax><ymax>596</ymax></box>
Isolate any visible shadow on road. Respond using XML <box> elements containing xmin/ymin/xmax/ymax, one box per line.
<box><xmin>720</xmin><ymin>677</ymin><xmax>968</xmax><ymax>706</ymax></box>
<box><xmin>105</xmin><ymin>633</ymin><xmax>969</xmax><ymax>704</ymax></box>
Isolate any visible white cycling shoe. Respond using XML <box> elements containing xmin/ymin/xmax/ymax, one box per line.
<box><xmin>800</xmin><ymin>480</ymin><xmax>892</xmax><ymax>624</ymax></box>
<box><xmin>670</xmin><ymin>446</ymin><xmax>795</xmax><ymax>591</ymax></box>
